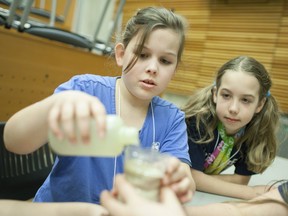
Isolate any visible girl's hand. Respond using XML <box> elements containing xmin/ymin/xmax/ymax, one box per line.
<box><xmin>162</xmin><ymin>157</ymin><xmax>195</xmax><ymax>203</ymax></box>
<box><xmin>100</xmin><ymin>175</ymin><xmax>186</xmax><ymax>216</ymax></box>
<box><xmin>48</xmin><ymin>90</ymin><xmax>107</xmax><ymax>144</ymax></box>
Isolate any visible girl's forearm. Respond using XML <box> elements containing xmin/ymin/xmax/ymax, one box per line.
<box><xmin>192</xmin><ymin>170</ymin><xmax>260</xmax><ymax>199</ymax></box>
<box><xmin>184</xmin><ymin>203</ymin><xmax>241</xmax><ymax>216</ymax></box>
<box><xmin>0</xmin><ymin>200</ymin><xmax>108</xmax><ymax>216</ymax></box>
<box><xmin>212</xmin><ymin>173</ymin><xmax>250</xmax><ymax>185</ymax></box>
<box><xmin>4</xmin><ymin>95</ymin><xmax>55</xmax><ymax>154</ymax></box>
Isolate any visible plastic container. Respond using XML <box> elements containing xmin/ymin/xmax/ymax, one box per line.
<box><xmin>124</xmin><ymin>146</ymin><xmax>169</xmax><ymax>201</ymax></box>
<box><xmin>48</xmin><ymin>115</ymin><xmax>139</xmax><ymax>157</ymax></box>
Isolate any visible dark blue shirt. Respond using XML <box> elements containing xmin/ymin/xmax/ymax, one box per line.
<box><xmin>186</xmin><ymin>117</ymin><xmax>255</xmax><ymax>175</ymax></box>
<box><xmin>278</xmin><ymin>181</ymin><xmax>288</xmax><ymax>204</ymax></box>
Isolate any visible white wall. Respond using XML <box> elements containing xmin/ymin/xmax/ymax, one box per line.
<box><xmin>72</xmin><ymin>0</ymin><xmax>116</xmax><ymax>44</ymax></box>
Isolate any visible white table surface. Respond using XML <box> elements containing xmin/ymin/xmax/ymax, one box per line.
<box><xmin>186</xmin><ymin>156</ymin><xmax>288</xmax><ymax>206</ymax></box>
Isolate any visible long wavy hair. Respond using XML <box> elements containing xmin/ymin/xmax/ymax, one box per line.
<box><xmin>182</xmin><ymin>56</ymin><xmax>280</xmax><ymax>173</ymax></box>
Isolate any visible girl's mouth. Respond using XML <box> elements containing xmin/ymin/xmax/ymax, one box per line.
<box><xmin>225</xmin><ymin>117</ymin><xmax>239</xmax><ymax>123</ymax></box>
<box><xmin>143</xmin><ymin>79</ymin><xmax>155</xmax><ymax>85</ymax></box>
<box><xmin>141</xmin><ymin>79</ymin><xmax>156</xmax><ymax>88</ymax></box>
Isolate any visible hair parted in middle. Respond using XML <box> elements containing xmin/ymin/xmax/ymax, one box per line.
<box><xmin>182</xmin><ymin>56</ymin><xmax>280</xmax><ymax>173</ymax></box>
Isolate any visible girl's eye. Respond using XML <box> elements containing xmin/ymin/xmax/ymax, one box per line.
<box><xmin>242</xmin><ymin>98</ymin><xmax>251</xmax><ymax>104</ymax></box>
<box><xmin>160</xmin><ymin>58</ymin><xmax>171</xmax><ymax>65</ymax></box>
<box><xmin>139</xmin><ymin>53</ymin><xmax>148</xmax><ymax>59</ymax></box>
<box><xmin>221</xmin><ymin>93</ymin><xmax>230</xmax><ymax>99</ymax></box>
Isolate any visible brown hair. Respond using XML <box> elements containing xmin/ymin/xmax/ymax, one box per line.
<box><xmin>182</xmin><ymin>56</ymin><xmax>280</xmax><ymax>173</ymax></box>
<box><xmin>118</xmin><ymin>7</ymin><xmax>187</xmax><ymax>73</ymax></box>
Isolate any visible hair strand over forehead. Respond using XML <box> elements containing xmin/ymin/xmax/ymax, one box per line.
<box><xmin>119</xmin><ymin>7</ymin><xmax>188</xmax><ymax>73</ymax></box>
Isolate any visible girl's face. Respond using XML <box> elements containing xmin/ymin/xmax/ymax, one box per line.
<box><xmin>213</xmin><ymin>70</ymin><xmax>265</xmax><ymax>135</ymax></box>
<box><xmin>115</xmin><ymin>28</ymin><xmax>180</xmax><ymax>101</ymax></box>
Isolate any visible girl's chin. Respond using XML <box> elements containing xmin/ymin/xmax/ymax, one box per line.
<box><xmin>222</xmin><ymin>124</ymin><xmax>241</xmax><ymax>135</ymax></box>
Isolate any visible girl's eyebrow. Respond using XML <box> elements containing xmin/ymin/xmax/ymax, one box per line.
<box><xmin>220</xmin><ymin>88</ymin><xmax>256</xmax><ymax>98</ymax></box>
<box><xmin>141</xmin><ymin>45</ymin><xmax>177</xmax><ymax>57</ymax></box>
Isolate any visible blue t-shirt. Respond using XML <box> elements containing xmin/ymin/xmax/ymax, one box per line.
<box><xmin>186</xmin><ymin>117</ymin><xmax>255</xmax><ymax>175</ymax></box>
<box><xmin>33</xmin><ymin>74</ymin><xmax>191</xmax><ymax>204</ymax></box>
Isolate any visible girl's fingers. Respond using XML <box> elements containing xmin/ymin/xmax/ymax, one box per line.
<box><xmin>162</xmin><ymin>158</ymin><xmax>194</xmax><ymax>203</ymax></box>
<box><xmin>166</xmin><ymin>173</ymin><xmax>192</xmax><ymax>203</ymax></box>
<box><xmin>165</xmin><ymin>157</ymin><xmax>179</xmax><ymax>173</ymax></box>
<box><xmin>48</xmin><ymin>91</ymin><xmax>108</xmax><ymax>144</ymax></box>
<box><xmin>101</xmin><ymin>175</ymin><xmax>140</xmax><ymax>216</ymax></box>
<box><xmin>171</xmin><ymin>176</ymin><xmax>191</xmax><ymax>193</ymax></box>
<box><xmin>60</xmin><ymin>102</ymin><xmax>76</xmax><ymax>143</ymax></box>
<box><xmin>113</xmin><ymin>175</ymin><xmax>142</xmax><ymax>204</ymax></box>
<box><xmin>160</xmin><ymin>186</ymin><xmax>181</xmax><ymax>205</ymax></box>
<box><xmin>90</xmin><ymin>99</ymin><xmax>107</xmax><ymax>138</ymax></box>
<box><xmin>48</xmin><ymin>104</ymin><xmax>62</xmax><ymax>139</ymax></box>
<box><xmin>163</xmin><ymin>158</ymin><xmax>185</xmax><ymax>185</ymax></box>
<box><xmin>159</xmin><ymin>187</ymin><xmax>187</xmax><ymax>215</ymax></box>
<box><xmin>100</xmin><ymin>190</ymin><xmax>130</xmax><ymax>216</ymax></box>
<box><xmin>75</xmin><ymin>101</ymin><xmax>91</xmax><ymax>144</ymax></box>
<box><xmin>114</xmin><ymin>175</ymin><xmax>132</xmax><ymax>200</ymax></box>
<box><xmin>172</xmin><ymin>177</ymin><xmax>193</xmax><ymax>203</ymax></box>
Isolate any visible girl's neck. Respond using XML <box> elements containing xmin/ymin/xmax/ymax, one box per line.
<box><xmin>219</xmin><ymin>122</ymin><xmax>245</xmax><ymax>139</ymax></box>
<box><xmin>117</xmin><ymin>78</ymin><xmax>150</xmax><ymax>108</ymax></box>
<box><xmin>116</xmin><ymin>78</ymin><xmax>150</xmax><ymax>129</ymax></box>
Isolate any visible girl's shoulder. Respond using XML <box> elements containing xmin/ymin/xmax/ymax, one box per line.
<box><xmin>152</xmin><ymin>96</ymin><xmax>184</xmax><ymax>115</ymax></box>
<box><xmin>152</xmin><ymin>96</ymin><xmax>180</xmax><ymax>109</ymax></box>
<box><xmin>55</xmin><ymin>74</ymin><xmax>118</xmax><ymax>95</ymax></box>
<box><xmin>150</xmin><ymin>97</ymin><xmax>186</xmax><ymax>128</ymax></box>
<box><xmin>69</xmin><ymin>74</ymin><xmax>117</xmax><ymax>86</ymax></box>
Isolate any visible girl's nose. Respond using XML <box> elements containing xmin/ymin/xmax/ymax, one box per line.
<box><xmin>145</xmin><ymin>59</ymin><xmax>158</xmax><ymax>74</ymax></box>
<box><xmin>229</xmin><ymin>100</ymin><xmax>239</xmax><ymax>114</ymax></box>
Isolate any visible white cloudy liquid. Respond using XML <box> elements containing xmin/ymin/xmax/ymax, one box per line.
<box><xmin>124</xmin><ymin>159</ymin><xmax>164</xmax><ymax>202</ymax></box>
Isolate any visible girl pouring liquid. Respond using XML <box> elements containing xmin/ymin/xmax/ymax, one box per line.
<box><xmin>4</xmin><ymin>6</ymin><xmax>195</xmax><ymax>214</ymax></box>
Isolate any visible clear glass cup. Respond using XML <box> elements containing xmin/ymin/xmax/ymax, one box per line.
<box><xmin>124</xmin><ymin>146</ymin><xmax>169</xmax><ymax>202</ymax></box>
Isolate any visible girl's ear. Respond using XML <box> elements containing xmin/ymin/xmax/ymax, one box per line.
<box><xmin>212</xmin><ymin>86</ymin><xmax>217</xmax><ymax>104</ymax></box>
<box><xmin>255</xmin><ymin>98</ymin><xmax>266</xmax><ymax>113</ymax></box>
<box><xmin>115</xmin><ymin>43</ymin><xmax>125</xmax><ymax>67</ymax></box>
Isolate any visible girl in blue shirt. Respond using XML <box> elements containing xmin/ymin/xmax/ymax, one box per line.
<box><xmin>4</xmin><ymin>6</ymin><xmax>195</xmax><ymax>209</ymax></box>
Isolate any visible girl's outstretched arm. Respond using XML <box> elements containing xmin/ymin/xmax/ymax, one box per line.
<box><xmin>0</xmin><ymin>200</ymin><xmax>108</xmax><ymax>216</ymax></box>
<box><xmin>185</xmin><ymin>186</ymin><xmax>288</xmax><ymax>216</ymax></box>
<box><xmin>4</xmin><ymin>90</ymin><xmax>106</xmax><ymax>154</ymax></box>
<box><xmin>4</xmin><ymin>94</ymin><xmax>58</xmax><ymax>154</ymax></box>
<box><xmin>191</xmin><ymin>169</ymin><xmax>269</xmax><ymax>199</ymax></box>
